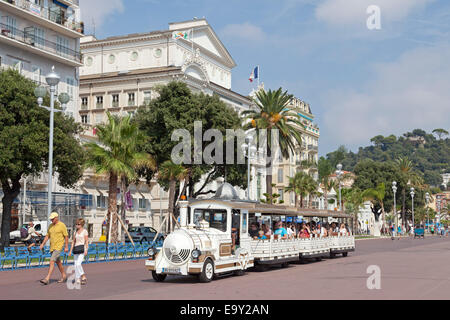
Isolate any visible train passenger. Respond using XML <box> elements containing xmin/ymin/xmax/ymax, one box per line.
<box><xmin>287</xmin><ymin>223</ymin><xmax>295</xmax><ymax>239</ymax></box>
<box><xmin>274</xmin><ymin>221</ymin><xmax>288</xmax><ymax>240</ymax></box>
<box><xmin>339</xmin><ymin>223</ymin><xmax>348</xmax><ymax>236</ymax></box>
<box><xmin>316</xmin><ymin>223</ymin><xmax>328</xmax><ymax>237</ymax></box>
<box><xmin>262</xmin><ymin>224</ymin><xmax>272</xmax><ymax>238</ymax></box>
<box><xmin>249</xmin><ymin>223</ymin><xmax>259</xmax><ymax>239</ymax></box>
<box><xmin>298</xmin><ymin>223</ymin><xmax>310</xmax><ymax>239</ymax></box>
<box><xmin>257</xmin><ymin>230</ymin><xmax>268</xmax><ymax>240</ymax></box>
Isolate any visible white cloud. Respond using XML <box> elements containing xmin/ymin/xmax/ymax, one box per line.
<box><xmin>316</xmin><ymin>0</ymin><xmax>434</xmax><ymax>27</ymax></box>
<box><xmin>79</xmin><ymin>0</ymin><xmax>124</xmax><ymax>31</ymax></box>
<box><xmin>320</xmin><ymin>44</ymin><xmax>450</xmax><ymax>149</ymax></box>
<box><xmin>221</xmin><ymin>22</ymin><xmax>266</xmax><ymax>43</ymax></box>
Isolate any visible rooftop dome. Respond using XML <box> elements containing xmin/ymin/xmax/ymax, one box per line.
<box><xmin>214</xmin><ymin>183</ymin><xmax>240</xmax><ymax>201</ymax></box>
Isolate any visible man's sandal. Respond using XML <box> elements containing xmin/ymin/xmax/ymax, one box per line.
<box><xmin>40</xmin><ymin>279</ymin><xmax>49</xmax><ymax>285</ymax></box>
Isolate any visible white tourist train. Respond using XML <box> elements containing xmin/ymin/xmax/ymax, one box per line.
<box><xmin>146</xmin><ymin>183</ymin><xmax>355</xmax><ymax>282</ymax></box>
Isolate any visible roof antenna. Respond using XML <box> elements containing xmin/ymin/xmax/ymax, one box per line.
<box><xmin>92</xmin><ymin>18</ymin><xmax>96</xmax><ymax>37</ymax></box>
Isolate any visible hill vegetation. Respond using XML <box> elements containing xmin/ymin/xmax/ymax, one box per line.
<box><xmin>326</xmin><ymin>129</ymin><xmax>450</xmax><ymax>187</ymax></box>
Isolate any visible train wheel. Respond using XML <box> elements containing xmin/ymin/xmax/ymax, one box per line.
<box><xmin>343</xmin><ymin>252</ymin><xmax>348</xmax><ymax>257</ymax></box>
<box><xmin>234</xmin><ymin>269</ymin><xmax>245</xmax><ymax>276</ymax></box>
<box><xmin>199</xmin><ymin>259</ymin><xmax>215</xmax><ymax>283</ymax></box>
<box><xmin>152</xmin><ymin>271</ymin><xmax>167</xmax><ymax>282</ymax></box>
<box><xmin>255</xmin><ymin>264</ymin><xmax>269</xmax><ymax>272</ymax></box>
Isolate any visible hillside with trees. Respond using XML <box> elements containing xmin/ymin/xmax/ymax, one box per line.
<box><xmin>326</xmin><ymin>129</ymin><xmax>450</xmax><ymax>187</ymax></box>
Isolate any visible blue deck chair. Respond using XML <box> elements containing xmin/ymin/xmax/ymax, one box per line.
<box><xmin>28</xmin><ymin>247</ymin><xmax>43</xmax><ymax>268</ymax></box>
<box><xmin>0</xmin><ymin>247</ymin><xmax>17</xmax><ymax>270</ymax></box>
<box><xmin>16</xmin><ymin>247</ymin><xmax>30</xmax><ymax>269</ymax></box>
<box><xmin>84</xmin><ymin>245</ymin><xmax>98</xmax><ymax>263</ymax></box>
<box><xmin>125</xmin><ymin>243</ymin><xmax>136</xmax><ymax>259</ymax></box>
<box><xmin>41</xmin><ymin>246</ymin><xmax>52</xmax><ymax>265</ymax></box>
<box><xmin>107</xmin><ymin>243</ymin><xmax>117</xmax><ymax>261</ymax></box>
<box><xmin>134</xmin><ymin>243</ymin><xmax>143</xmax><ymax>258</ymax></box>
<box><xmin>96</xmin><ymin>243</ymin><xmax>108</xmax><ymax>262</ymax></box>
<box><xmin>115</xmin><ymin>243</ymin><xmax>127</xmax><ymax>260</ymax></box>
<box><xmin>141</xmin><ymin>242</ymin><xmax>150</xmax><ymax>258</ymax></box>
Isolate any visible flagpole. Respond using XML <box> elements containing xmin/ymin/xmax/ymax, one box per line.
<box><xmin>257</xmin><ymin>65</ymin><xmax>260</xmax><ymax>88</ymax></box>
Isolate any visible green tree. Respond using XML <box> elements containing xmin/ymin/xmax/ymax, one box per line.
<box><xmin>243</xmin><ymin>88</ymin><xmax>303</xmax><ymax>202</ymax></box>
<box><xmin>432</xmin><ymin>128</ymin><xmax>449</xmax><ymax>140</ymax></box>
<box><xmin>0</xmin><ymin>69</ymin><xmax>85</xmax><ymax>249</ymax></box>
<box><xmin>85</xmin><ymin>113</ymin><xmax>154</xmax><ymax>244</ymax></box>
<box><xmin>135</xmin><ymin>81</ymin><xmax>247</xmax><ymax>198</ymax></box>
<box><xmin>285</xmin><ymin>172</ymin><xmax>317</xmax><ymax>208</ymax></box>
<box><xmin>318</xmin><ymin>157</ymin><xmax>333</xmax><ymax>208</ymax></box>
<box><xmin>362</xmin><ymin>183</ymin><xmax>386</xmax><ymax>228</ymax></box>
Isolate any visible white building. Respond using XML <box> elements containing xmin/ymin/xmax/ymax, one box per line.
<box><xmin>0</xmin><ymin>0</ymin><xmax>83</xmax><ymax>116</ymax></box>
<box><xmin>0</xmin><ymin>0</ymin><xmax>83</xmax><ymax>232</ymax></box>
<box><xmin>74</xmin><ymin>19</ymin><xmax>254</xmax><ymax>240</ymax></box>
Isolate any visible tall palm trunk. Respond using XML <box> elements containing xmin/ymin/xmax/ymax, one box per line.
<box><xmin>168</xmin><ymin>179</ymin><xmax>176</xmax><ymax>233</ymax></box>
<box><xmin>108</xmin><ymin>172</ymin><xmax>118</xmax><ymax>243</ymax></box>
<box><xmin>402</xmin><ymin>189</ymin><xmax>406</xmax><ymax>228</ymax></box>
<box><xmin>266</xmin><ymin>146</ymin><xmax>273</xmax><ymax>203</ymax></box>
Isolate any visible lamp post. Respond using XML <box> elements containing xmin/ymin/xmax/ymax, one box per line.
<box><xmin>336</xmin><ymin>164</ymin><xmax>343</xmax><ymax>211</ymax></box>
<box><xmin>425</xmin><ymin>192</ymin><xmax>430</xmax><ymax>233</ymax></box>
<box><xmin>392</xmin><ymin>181</ymin><xmax>397</xmax><ymax>232</ymax></box>
<box><xmin>410</xmin><ymin>187</ymin><xmax>415</xmax><ymax>233</ymax></box>
<box><xmin>242</xmin><ymin>136</ymin><xmax>257</xmax><ymax>201</ymax></box>
<box><xmin>34</xmin><ymin>67</ymin><xmax>70</xmax><ymax>222</ymax></box>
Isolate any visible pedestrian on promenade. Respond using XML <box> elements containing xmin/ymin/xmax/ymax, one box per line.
<box><xmin>69</xmin><ymin>218</ymin><xmax>89</xmax><ymax>285</ymax></box>
<box><xmin>39</xmin><ymin>212</ymin><xmax>69</xmax><ymax>285</ymax></box>
<box><xmin>24</xmin><ymin>222</ymin><xmax>40</xmax><ymax>250</ymax></box>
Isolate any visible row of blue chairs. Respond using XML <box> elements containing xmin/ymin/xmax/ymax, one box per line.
<box><xmin>0</xmin><ymin>241</ymin><xmax>163</xmax><ymax>271</ymax></box>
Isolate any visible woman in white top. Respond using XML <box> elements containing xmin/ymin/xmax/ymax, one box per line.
<box><xmin>339</xmin><ymin>223</ymin><xmax>348</xmax><ymax>236</ymax></box>
<box><xmin>69</xmin><ymin>218</ymin><xmax>89</xmax><ymax>285</ymax></box>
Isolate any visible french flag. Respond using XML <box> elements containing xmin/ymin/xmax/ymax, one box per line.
<box><xmin>249</xmin><ymin>66</ymin><xmax>259</xmax><ymax>83</ymax></box>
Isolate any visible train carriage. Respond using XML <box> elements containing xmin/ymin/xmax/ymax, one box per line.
<box><xmin>145</xmin><ymin>183</ymin><xmax>355</xmax><ymax>283</ymax></box>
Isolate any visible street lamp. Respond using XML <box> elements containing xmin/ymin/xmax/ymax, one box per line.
<box><xmin>336</xmin><ymin>164</ymin><xmax>343</xmax><ymax>211</ymax></box>
<box><xmin>425</xmin><ymin>192</ymin><xmax>430</xmax><ymax>233</ymax></box>
<box><xmin>410</xmin><ymin>187</ymin><xmax>415</xmax><ymax>233</ymax></box>
<box><xmin>242</xmin><ymin>136</ymin><xmax>257</xmax><ymax>201</ymax></box>
<box><xmin>34</xmin><ymin>67</ymin><xmax>70</xmax><ymax>222</ymax></box>
<box><xmin>392</xmin><ymin>181</ymin><xmax>397</xmax><ymax>232</ymax></box>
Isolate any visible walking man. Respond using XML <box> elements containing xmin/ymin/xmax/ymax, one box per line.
<box><xmin>39</xmin><ymin>212</ymin><xmax>69</xmax><ymax>285</ymax></box>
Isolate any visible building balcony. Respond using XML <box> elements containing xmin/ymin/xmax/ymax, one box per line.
<box><xmin>80</xmin><ymin>104</ymin><xmax>88</xmax><ymax>110</ymax></box>
<box><xmin>1</xmin><ymin>0</ymin><xmax>84</xmax><ymax>37</ymax></box>
<box><xmin>0</xmin><ymin>22</ymin><xmax>82</xmax><ymax>66</ymax></box>
<box><xmin>112</xmin><ymin>101</ymin><xmax>119</xmax><ymax>108</ymax></box>
<box><xmin>96</xmin><ymin>103</ymin><xmax>103</xmax><ymax>109</ymax></box>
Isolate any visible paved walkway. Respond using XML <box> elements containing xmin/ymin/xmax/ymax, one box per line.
<box><xmin>0</xmin><ymin>236</ymin><xmax>448</xmax><ymax>300</ymax></box>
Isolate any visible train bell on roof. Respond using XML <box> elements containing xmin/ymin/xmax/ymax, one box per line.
<box><xmin>214</xmin><ymin>183</ymin><xmax>240</xmax><ymax>200</ymax></box>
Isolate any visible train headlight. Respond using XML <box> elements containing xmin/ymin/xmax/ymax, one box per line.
<box><xmin>148</xmin><ymin>248</ymin><xmax>157</xmax><ymax>258</ymax></box>
<box><xmin>191</xmin><ymin>249</ymin><xmax>201</xmax><ymax>259</ymax></box>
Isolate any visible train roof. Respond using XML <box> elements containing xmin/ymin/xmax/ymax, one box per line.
<box><xmin>188</xmin><ymin>198</ymin><xmax>353</xmax><ymax>219</ymax></box>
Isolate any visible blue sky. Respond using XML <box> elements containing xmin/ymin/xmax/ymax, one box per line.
<box><xmin>80</xmin><ymin>0</ymin><xmax>450</xmax><ymax>156</ymax></box>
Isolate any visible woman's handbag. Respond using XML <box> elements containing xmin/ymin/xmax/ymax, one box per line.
<box><xmin>73</xmin><ymin>245</ymin><xmax>84</xmax><ymax>255</ymax></box>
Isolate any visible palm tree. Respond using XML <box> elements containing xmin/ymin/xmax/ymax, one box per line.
<box><xmin>243</xmin><ymin>88</ymin><xmax>303</xmax><ymax>203</ymax></box>
<box><xmin>85</xmin><ymin>112</ymin><xmax>155</xmax><ymax>243</ymax></box>
<box><xmin>397</xmin><ymin>157</ymin><xmax>413</xmax><ymax>227</ymax></box>
<box><xmin>362</xmin><ymin>183</ymin><xmax>386</xmax><ymax>234</ymax></box>
<box><xmin>159</xmin><ymin>160</ymin><xmax>188</xmax><ymax>232</ymax></box>
<box><xmin>432</xmin><ymin>128</ymin><xmax>449</xmax><ymax>140</ymax></box>
<box><xmin>318</xmin><ymin>158</ymin><xmax>333</xmax><ymax>210</ymax></box>
<box><xmin>285</xmin><ymin>172</ymin><xmax>317</xmax><ymax>208</ymax></box>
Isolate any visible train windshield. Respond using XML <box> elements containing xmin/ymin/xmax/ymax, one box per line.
<box><xmin>193</xmin><ymin>209</ymin><xmax>227</xmax><ymax>232</ymax></box>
